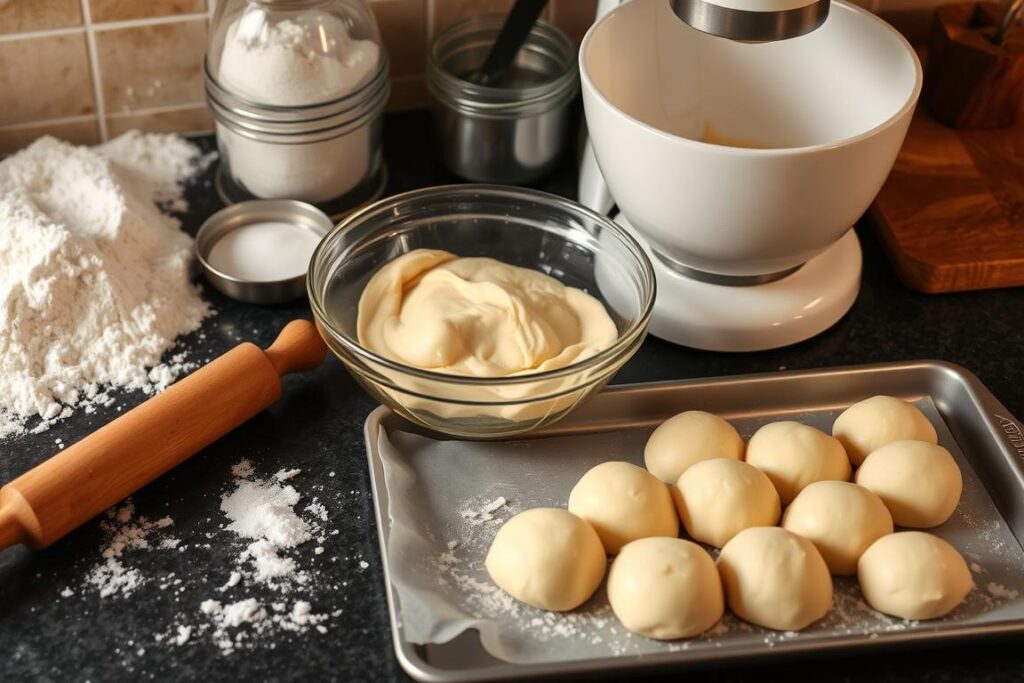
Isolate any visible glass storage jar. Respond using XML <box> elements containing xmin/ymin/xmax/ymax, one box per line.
<box><xmin>205</xmin><ymin>0</ymin><xmax>389</xmax><ymax>217</ymax></box>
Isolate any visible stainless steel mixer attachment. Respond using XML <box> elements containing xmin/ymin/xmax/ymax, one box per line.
<box><xmin>670</xmin><ymin>0</ymin><xmax>831</xmax><ymax>42</ymax></box>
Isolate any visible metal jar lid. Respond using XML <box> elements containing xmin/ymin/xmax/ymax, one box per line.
<box><xmin>195</xmin><ymin>199</ymin><xmax>333</xmax><ymax>304</ymax></box>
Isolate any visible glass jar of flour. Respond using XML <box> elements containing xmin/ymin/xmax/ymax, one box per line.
<box><xmin>205</xmin><ymin>0</ymin><xmax>388</xmax><ymax>217</ymax></box>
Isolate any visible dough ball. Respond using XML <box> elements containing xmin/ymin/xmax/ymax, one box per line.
<box><xmin>568</xmin><ymin>461</ymin><xmax>679</xmax><ymax>555</ymax></box>
<box><xmin>746</xmin><ymin>421</ymin><xmax>852</xmax><ymax>504</ymax></box>
<box><xmin>854</xmin><ymin>440</ymin><xmax>962</xmax><ymax>528</ymax></box>
<box><xmin>644</xmin><ymin>411</ymin><xmax>744</xmax><ymax>483</ymax></box>
<box><xmin>608</xmin><ymin>538</ymin><xmax>724</xmax><ymax>639</ymax></box>
<box><xmin>674</xmin><ymin>458</ymin><xmax>780</xmax><ymax>548</ymax></box>
<box><xmin>858</xmin><ymin>531</ymin><xmax>972</xmax><ymax>620</ymax></box>
<box><xmin>485</xmin><ymin>508</ymin><xmax>606</xmax><ymax>611</ymax></box>
<box><xmin>782</xmin><ymin>481</ymin><xmax>893</xmax><ymax>575</ymax></box>
<box><xmin>718</xmin><ymin>527</ymin><xmax>833</xmax><ymax>631</ymax></box>
<box><xmin>832</xmin><ymin>395</ymin><xmax>937</xmax><ymax>465</ymax></box>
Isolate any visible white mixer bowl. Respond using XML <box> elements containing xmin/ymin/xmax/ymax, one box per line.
<box><xmin>580</xmin><ymin>0</ymin><xmax>922</xmax><ymax>278</ymax></box>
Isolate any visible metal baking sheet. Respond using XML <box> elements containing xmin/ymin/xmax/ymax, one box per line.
<box><xmin>364</xmin><ymin>360</ymin><xmax>1024</xmax><ymax>682</ymax></box>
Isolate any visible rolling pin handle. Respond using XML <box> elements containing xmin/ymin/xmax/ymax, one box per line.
<box><xmin>265</xmin><ymin>319</ymin><xmax>328</xmax><ymax>376</ymax></box>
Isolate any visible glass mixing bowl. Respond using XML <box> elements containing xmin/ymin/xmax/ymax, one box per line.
<box><xmin>308</xmin><ymin>185</ymin><xmax>655</xmax><ymax>439</ymax></box>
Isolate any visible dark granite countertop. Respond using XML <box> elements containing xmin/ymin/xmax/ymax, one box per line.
<box><xmin>2</xmin><ymin>110</ymin><xmax>1023</xmax><ymax>683</ymax></box>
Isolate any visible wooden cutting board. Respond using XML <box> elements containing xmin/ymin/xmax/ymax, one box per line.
<box><xmin>870</xmin><ymin>107</ymin><xmax>1024</xmax><ymax>293</ymax></box>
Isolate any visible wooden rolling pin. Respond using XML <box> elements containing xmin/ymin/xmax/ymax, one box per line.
<box><xmin>0</xmin><ymin>319</ymin><xmax>327</xmax><ymax>551</ymax></box>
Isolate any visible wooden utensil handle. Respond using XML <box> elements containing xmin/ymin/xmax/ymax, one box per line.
<box><xmin>0</xmin><ymin>319</ymin><xmax>326</xmax><ymax>551</ymax></box>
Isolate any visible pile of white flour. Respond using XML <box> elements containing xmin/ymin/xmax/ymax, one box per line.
<box><xmin>0</xmin><ymin>133</ymin><xmax>211</xmax><ymax>437</ymax></box>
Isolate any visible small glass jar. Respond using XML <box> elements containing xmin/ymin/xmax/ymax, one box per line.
<box><xmin>205</xmin><ymin>0</ymin><xmax>389</xmax><ymax>217</ymax></box>
<box><xmin>427</xmin><ymin>16</ymin><xmax>579</xmax><ymax>184</ymax></box>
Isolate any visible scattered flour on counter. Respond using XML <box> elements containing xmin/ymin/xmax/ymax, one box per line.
<box><xmin>220</xmin><ymin>463</ymin><xmax>313</xmax><ymax>589</ymax></box>
<box><xmin>174</xmin><ymin>626</ymin><xmax>192</xmax><ymax>646</ymax></box>
<box><xmin>987</xmin><ymin>582</ymin><xmax>1020</xmax><ymax>600</ymax></box>
<box><xmin>459</xmin><ymin>496</ymin><xmax>508</xmax><ymax>525</ymax></box>
<box><xmin>190</xmin><ymin>597</ymin><xmax>329</xmax><ymax>655</ymax></box>
<box><xmin>72</xmin><ymin>460</ymin><xmax>337</xmax><ymax>658</ymax></box>
<box><xmin>276</xmin><ymin>468</ymin><xmax>301</xmax><ymax>482</ymax></box>
<box><xmin>0</xmin><ymin>133</ymin><xmax>212</xmax><ymax>438</ymax></box>
<box><xmin>84</xmin><ymin>499</ymin><xmax>181</xmax><ymax>598</ymax></box>
<box><xmin>160</xmin><ymin>460</ymin><xmax>332</xmax><ymax>654</ymax></box>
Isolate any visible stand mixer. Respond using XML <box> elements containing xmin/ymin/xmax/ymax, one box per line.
<box><xmin>579</xmin><ymin>0</ymin><xmax>922</xmax><ymax>351</ymax></box>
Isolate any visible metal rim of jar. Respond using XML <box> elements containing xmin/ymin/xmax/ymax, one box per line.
<box><xmin>210</xmin><ymin>98</ymin><xmax>386</xmax><ymax>145</ymax></box>
<box><xmin>206</xmin><ymin>66</ymin><xmax>390</xmax><ymax>142</ymax></box>
<box><xmin>205</xmin><ymin>54</ymin><xmax>390</xmax><ymax>125</ymax></box>
<box><xmin>209</xmin><ymin>84</ymin><xmax>388</xmax><ymax>143</ymax></box>
<box><xmin>427</xmin><ymin>16</ymin><xmax>579</xmax><ymax>119</ymax></box>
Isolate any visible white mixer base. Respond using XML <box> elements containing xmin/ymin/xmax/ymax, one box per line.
<box><xmin>613</xmin><ymin>215</ymin><xmax>862</xmax><ymax>352</ymax></box>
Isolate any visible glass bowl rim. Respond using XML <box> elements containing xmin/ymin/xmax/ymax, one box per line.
<box><xmin>307</xmin><ymin>183</ymin><xmax>656</xmax><ymax>387</ymax></box>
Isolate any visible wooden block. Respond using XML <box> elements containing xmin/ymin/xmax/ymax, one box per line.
<box><xmin>924</xmin><ymin>2</ymin><xmax>1024</xmax><ymax>129</ymax></box>
<box><xmin>870</xmin><ymin>104</ymin><xmax>1024</xmax><ymax>293</ymax></box>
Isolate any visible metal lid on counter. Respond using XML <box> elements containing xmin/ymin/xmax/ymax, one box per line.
<box><xmin>195</xmin><ymin>200</ymin><xmax>333</xmax><ymax>304</ymax></box>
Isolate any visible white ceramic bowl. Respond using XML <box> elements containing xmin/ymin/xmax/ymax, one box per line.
<box><xmin>580</xmin><ymin>0</ymin><xmax>922</xmax><ymax>278</ymax></box>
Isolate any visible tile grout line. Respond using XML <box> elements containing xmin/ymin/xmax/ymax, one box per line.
<box><xmin>90</xmin><ymin>11</ymin><xmax>210</xmax><ymax>33</ymax></box>
<box><xmin>0</xmin><ymin>11</ymin><xmax>209</xmax><ymax>44</ymax></box>
<box><xmin>0</xmin><ymin>25</ymin><xmax>83</xmax><ymax>43</ymax></box>
<box><xmin>106</xmin><ymin>101</ymin><xmax>210</xmax><ymax>119</ymax></box>
<box><xmin>0</xmin><ymin>113</ymin><xmax>98</xmax><ymax>132</ymax></box>
<box><xmin>79</xmin><ymin>0</ymin><xmax>108</xmax><ymax>141</ymax></box>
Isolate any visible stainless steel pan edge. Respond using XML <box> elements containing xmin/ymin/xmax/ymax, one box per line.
<box><xmin>364</xmin><ymin>360</ymin><xmax>1024</xmax><ymax>682</ymax></box>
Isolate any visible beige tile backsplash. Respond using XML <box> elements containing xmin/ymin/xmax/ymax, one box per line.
<box><xmin>0</xmin><ymin>0</ymin><xmax>947</xmax><ymax>154</ymax></box>
<box><xmin>0</xmin><ymin>32</ymin><xmax>95</xmax><ymax>127</ymax></box>
<box><xmin>0</xmin><ymin>0</ymin><xmax>82</xmax><ymax>34</ymax></box>
<box><xmin>96</xmin><ymin>19</ymin><xmax>208</xmax><ymax>112</ymax></box>
<box><xmin>89</xmin><ymin>0</ymin><xmax>207</xmax><ymax>23</ymax></box>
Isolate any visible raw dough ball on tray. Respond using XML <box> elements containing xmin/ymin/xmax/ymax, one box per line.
<box><xmin>485</xmin><ymin>508</ymin><xmax>606</xmax><ymax>611</ymax></box>
<box><xmin>568</xmin><ymin>461</ymin><xmax>679</xmax><ymax>555</ymax></box>
<box><xmin>782</xmin><ymin>481</ymin><xmax>894</xmax><ymax>575</ymax></box>
<box><xmin>832</xmin><ymin>395</ymin><xmax>938</xmax><ymax>465</ymax></box>
<box><xmin>858</xmin><ymin>531</ymin><xmax>972</xmax><ymax>620</ymax></box>
<box><xmin>718</xmin><ymin>527</ymin><xmax>833</xmax><ymax>631</ymax></box>
<box><xmin>674</xmin><ymin>458</ymin><xmax>780</xmax><ymax>548</ymax></box>
<box><xmin>644</xmin><ymin>410</ymin><xmax>744</xmax><ymax>483</ymax></box>
<box><xmin>746</xmin><ymin>421</ymin><xmax>851</xmax><ymax>504</ymax></box>
<box><xmin>855</xmin><ymin>440</ymin><xmax>962</xmax><ymax>528</ymax></box>
<box><xmin>608</xmin><ymin>537</ymin><xmax>724</xmax><ymax>640</ymax></box>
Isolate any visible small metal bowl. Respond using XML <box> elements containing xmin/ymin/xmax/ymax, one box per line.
<box><xmin>196</xmin><ymin>199</ymin><xmax>333</xmax><ymax>304</ymax></box>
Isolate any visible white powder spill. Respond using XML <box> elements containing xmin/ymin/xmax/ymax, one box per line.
<box><xmin>71</xmin><ymin>460</ymin><xmax>336</xmax><ymax>656</ymax></box>
<box><xmin>161</xmin><ymin>461</ymin><xmax>332</xmax><ymax>653</ymax></box>
<box><xmin>84</xmin><ymin>500</ymin><xmax>181</xmax><ymax>598</ymax></box>
<box><xmin>0</xmin><ymin>132</ymin><xmax>212</xmax><ymax>438</ymax></box>
<box><xmin>220</xmin><ymin>465</ymin><xmax>313</xmax><ymax>589</ymax></box>
<box><xmin>276</xmin><ymin>468</ymin><xmax>301</xmax><ymax>482</ymax></box>
<box><xmin>459</xmin><ymin>497</ymin><xmax>508</xmax><ymax>525</ymax></box>
<box><xmin>174</xmin><ymin>626</ymin><xmax>192</xmax><ymax>647</ymax></box>
<box><xmin>189</xmin><ymin>597</ymin><xmax>329</xmax><ymax>655</ymax></box>
<box><xmin>222</xmin><ymin>479</ymin><xmax>310</xmax><ymax>547</ymax></box>
<box><xmin>987</xmin><ymin>582</ymin><xmax>1020</xmax><ymax>600</ymax></box>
